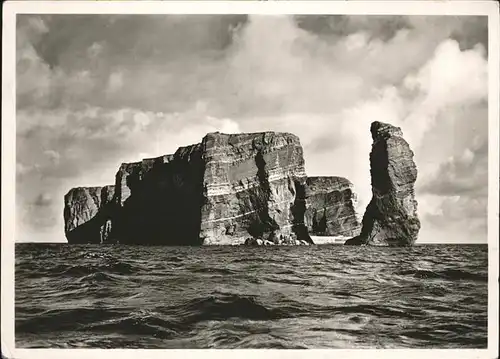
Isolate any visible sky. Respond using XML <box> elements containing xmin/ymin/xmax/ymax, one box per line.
<box><xmin>15</xmin><ymin>14</ymin><xmax>489</xmax><ymax>243</ymax></box>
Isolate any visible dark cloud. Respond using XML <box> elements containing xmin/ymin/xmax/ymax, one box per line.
<box><xmin>29</xmin><ymin>15</ymin><xmax>248</xmax><ymax>69</ymax></box>
<box><xmin>294</xmin><ymin>15</ymin><xmax>487</xmax><ymax>52</ymax></box>
<box><xmin>33</xmin><ymin>193</ymin><xmax>53</xmax><ymax>207</ymax></box>
<box><xmin>295</xmin><ymin>15</ymin><xmax>411</xmax><ymax>42</ymax></box>
<box><xmin>17</xmin><ymin>15</ymin><xmax>488</xmax><ymax>114</ymax></box>
<box><xmin>16</xmin><ymin>14</ymin><xmax>248</xmax><ymax>112</ymax></box>
<box><xmin>448</xmin><ymin>16</ymin><xmax>488</xmax><ymax>53</ymax></box>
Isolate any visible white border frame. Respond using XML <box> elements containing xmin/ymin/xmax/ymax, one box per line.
<box><xmin>2</xmin><ymin>1</ymin><xmax>499</xmax><ymax>358</ymax></box>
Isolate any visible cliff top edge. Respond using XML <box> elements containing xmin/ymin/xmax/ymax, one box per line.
<box><xmin>64</xmin><ymin>185</ymin><xmax>114</xmax><ymax>198</ymax></box>
<box><xmin>118</xmin><ymin>131</ymin><xmax>302</xmax><ymax>168</ymax></box>
<box><xmin>306</xmin><ymin>176</ymin><xmax>353</xmax><ymax>184</ymax></box>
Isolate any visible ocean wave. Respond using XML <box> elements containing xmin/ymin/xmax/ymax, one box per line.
<box><xmin>15</xmin><ymin>307</ymin><xmax>124</xmax><ymax>333</ymax></box>
<box><xmin>397</xmin><ymin>268</ymin><xmax>487</xmax><ymax>282</ymax></box>
<box><xmin>75</xmin><ymin>271</ymin><xmax>129</xmax><ymax>284</ymax></box>
<box><xmin>190</xmin><ymin>267</ymin><xmax>236</xmax><ymax>275</ymax></box>
<box><xmin>81</xmin><ymin>313</ymin><xmax>181</xmax><ymax>339</ymax></box>
<box><xmin>167</xmin><ymin>295</ymin><xmax>283</xmax><ymax>323</ymax></box>
<box><xmin>263</xmin><ymin>276</ymin><xmax>311</xmax><ymax>286</ymax></box>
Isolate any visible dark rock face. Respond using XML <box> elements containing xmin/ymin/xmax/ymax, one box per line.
<box><xmin>304</xmin><ymin>177</ymin><xmax>361</xmax><ymax>237</ymax></box>
<box><xmin>345</xmin><ymin>121</ymin><xmax>420</xmax><ymax>247</ymax></box>
<box><xmin>111</xmin><ymin>146</ymin><xmax>205</xmax><ymax>245</ymax></box>
<box><xmin>64</xmin><ymin>185</ymin><xmax>115</xmax><ymax>244</ymax></box>
<box><xmin>64</xmin><ymin>132</ymin><xmax>314</xmax><ymax>245</ymax></box>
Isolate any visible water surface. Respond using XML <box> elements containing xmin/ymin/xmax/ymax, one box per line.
<box><xmin>15</xmin><ymin>243</ymin><xmax>488</xmax><ymax>348</ymax></box>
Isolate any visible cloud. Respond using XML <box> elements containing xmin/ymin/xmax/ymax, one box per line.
<box><xmin>43</xmin><ymin>150</ymin><xmax>61</xmax><ymax>165</ymax></box>
<box><xmin>418</xmin><ymin>194</ymin><xmax>487</xmax><ymax>243</ymax></box>
<box><xmin>419</xmin><ymin>140</ymin><xmax>487</xmax><ymax>197</ymax></box>
<box><xmin>17</xmin><ymin>15</ymin><xmax>249</xmax><ymax>112</ymax></box>
<box><xmin>15</xmin><ymin>15</ymin><xmax>489</xmax><ymax>243</ymax></box>
<box><xmin>33</xmin><ymin>193</ymin><xmax>53</xmax><ymax>207</ymax></box>
<box><xmin>17</xmin><ymin>192</ymin><xmax>58</xmax><ymax>235</ymax></box>
<box><xmin>415</xmin><ymin>120</ymin><xmax>488</xmax><ymax>243</ymax></box>
<box><xmin>294</xmin><ymin>15</ymin><xmax>410</xmax><ymax>41</ymax></box>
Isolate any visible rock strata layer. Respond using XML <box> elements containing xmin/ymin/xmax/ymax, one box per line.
<box><xmin>200</xmin><ymin>132</ymin><xmax>310</xmax><ymax>245</ymax></box>
<box><xmin>304</xmin><ymin>177</ymin><xmax>361</xmax><ymax>237</ymax></box>
<box><xmin>345</xmin><ymin>121</ymin><xmax>420</xmax><ymax>246</ymax></box>
<box><xmin>64</xmin><ymin>132</ymin><xmax>320</xmax><ymax>245</ymax></box>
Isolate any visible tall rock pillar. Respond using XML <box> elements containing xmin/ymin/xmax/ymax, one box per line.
<box><xmin>345</xmin><ymin>121</ymin><xmax>420</xmax><ymax>246</ymax></box>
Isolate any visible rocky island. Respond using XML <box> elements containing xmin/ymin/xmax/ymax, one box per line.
<box><xmin>64</xmin><ymin>122</ymin><xmax>419</xmax><ymax>246</ymax></box>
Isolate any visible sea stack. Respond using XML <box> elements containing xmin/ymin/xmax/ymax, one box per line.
<box><xmin>345</xmin><ymin>121</ymin><xmax>420</xmax><ymax>246</ymax></box>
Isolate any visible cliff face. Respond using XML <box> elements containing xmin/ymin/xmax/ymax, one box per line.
<box><xmin>200</xmin><ymin>132</ymin><xmax>310</xmax><ymax>245</ymax></box>
<box><xmin>345</xmin><ymin>121</ymin><xmax>420</xmax><ymax>246</ymax></box>
<box><xmin>304</xmin><ymin>177</ymin><xmax>361</xmax><ymax>237</ymax></box>
<box><xmin>64</xmin><ymin>132</ymin><xmax>313</xmax><ymax>245</ymax></box>
<box><xmin>64</xmin><ymin>185</ymin><xmax>115</xmax><ymax>244</ymax></box>
<box><xmin>110</xmin><ymin>145</ymin><xmax>205</xmax><ymax>245</ymax></box>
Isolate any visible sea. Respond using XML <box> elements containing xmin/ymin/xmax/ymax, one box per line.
<box><xmin>15</xmin><ymin>243</ymin><xmax>488</xmax><ymax>349</ymax></box>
